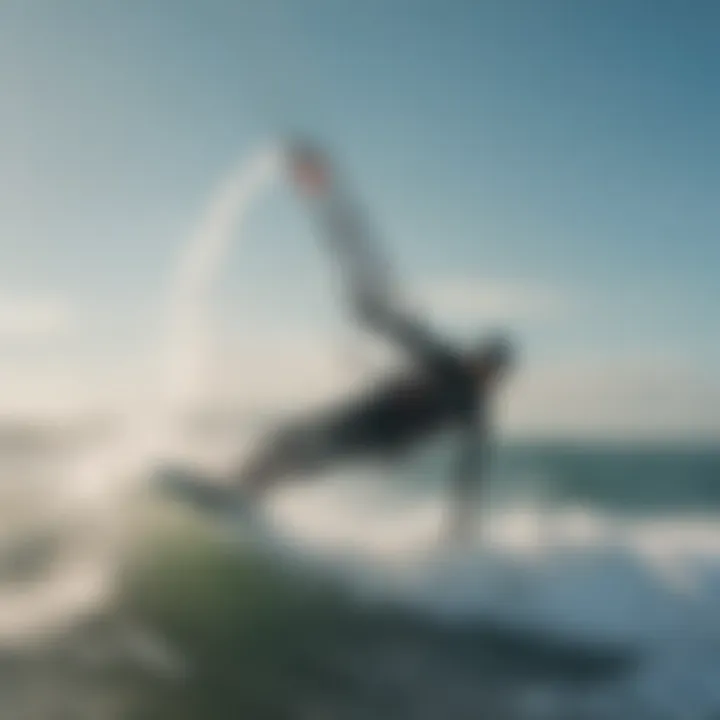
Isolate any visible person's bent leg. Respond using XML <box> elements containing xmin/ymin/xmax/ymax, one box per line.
<box><xmin>233</xmin><ymin>419</ymin><xmax>343</xmax><ymax>499</ymax></box>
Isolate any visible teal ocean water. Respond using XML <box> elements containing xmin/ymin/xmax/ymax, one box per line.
<box><xmin>496</xmin><ymin>442</ymin><xmax>720</xmax><ymax>513</ymax></box>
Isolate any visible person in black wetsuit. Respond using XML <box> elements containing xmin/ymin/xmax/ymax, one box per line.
<box><xmin>228</xmin><ymin>139</ymin><xmax>515</xmax><ymax>541</ymax></box>
<box><xmin>235</xmin><ymin>290</ymin><xmax>514</xmax><ymax>541</ymax></box>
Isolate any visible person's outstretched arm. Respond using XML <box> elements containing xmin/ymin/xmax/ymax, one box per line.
<box><xmin>318</xmin><ymin>192</ymin><xmax>461</xmax><ymax>375</ymax></box>
<box><xmin>354</xmin><ymin>291</ymin><xmax>463</xmax><ymax>378</ymax></box>
<box><xmin>290</xmin><ymin>145</ymin><xmax>462</xmax><ymax>378</ymax></box>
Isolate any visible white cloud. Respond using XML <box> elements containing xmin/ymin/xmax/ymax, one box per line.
<box><xmin>204</xmin><ymin>331</ymin><xmax>390</xmax><ymax>411</ymax></box>
<box><xmin>0</xmin><ymin>367</ymin><xmax>94</xmax><ymax>419</ymax></box>
<box><xmin>0</xmin><ymin>296</ymin><xmax>76</xmax><ymax>340</ymax></box>
<box><xmin>410</xmin><ymin>277</ymin><xmax>566</xmax><ymax>325</ymax></box>
<box><xmin>502</xmin><ymin>358</ymin><xmax>720</xmax><ymax>441</ymax></box>
<box><xmin>0</xmin><ymin>290</ymin><xmax>717</xmax><ymax>442</ymax></box>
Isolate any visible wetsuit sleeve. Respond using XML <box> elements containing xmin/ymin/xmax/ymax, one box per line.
<box><xmin>355</xmin><ymin>293</ymin><xmax>463</xmax><ymax>378</ymax></box>
<box><xmin>309</xmin><ymin>181</ymin><xmax>463</xmax><ymax>377</ymax></box>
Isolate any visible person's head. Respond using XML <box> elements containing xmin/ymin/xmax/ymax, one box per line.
<box><xmin>466</xmin><ymin>332</ymin><xmax>516</xmax><ymax>385</ymax></box>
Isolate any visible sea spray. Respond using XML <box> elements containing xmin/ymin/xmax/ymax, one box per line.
<box><xmin>162</xmin><ymin>144</ymin><xmax>281</xmax><ymax>424</ymax></box>
<box><xmin>0</xmin><ymin>143</ymin><xmax>283</xmax><ymax>650</ymax></box>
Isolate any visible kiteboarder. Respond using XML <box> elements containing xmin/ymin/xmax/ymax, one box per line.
<box><xmin>230</xmin><ymin>140</ymin><xmax>516</xmax><ymax>542</ymax></box>
<box><xmin>157</xmin><ymin>140</ymin><xmax>515</xmax><ymax>543</ymax></box>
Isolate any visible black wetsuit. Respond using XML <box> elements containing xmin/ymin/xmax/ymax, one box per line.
<box><xmin>238</xmin><ymin>300</ymin><xmax>487</xmax><ymax>528</ymax></box>
<box><xmin>321</xmin><ymin>311</ymin><xmax>479</xmax><ymax>455</ymax></box>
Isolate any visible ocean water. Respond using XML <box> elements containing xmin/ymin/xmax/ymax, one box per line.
<box><xmin>1</xmin><ymin>426</ymin><xmax>720</xmax><ymax>720</ymax></box>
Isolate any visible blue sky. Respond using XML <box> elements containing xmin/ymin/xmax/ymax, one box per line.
<box><xmin>0</xmin><ymin>1</ymin><xmax>719</xmax><ymax>435</ymax></box>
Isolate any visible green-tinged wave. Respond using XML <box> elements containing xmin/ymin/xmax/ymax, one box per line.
<box><xmin>120</xmin><ymin>506</ymin><xmax>369</xmax><ymax>720</ymax></box>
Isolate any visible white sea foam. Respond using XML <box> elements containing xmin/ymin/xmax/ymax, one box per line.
<box><xmin>261</xmin><ymin>478</ymin><xmax>720</xmax><ymax>719</ymax></box>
